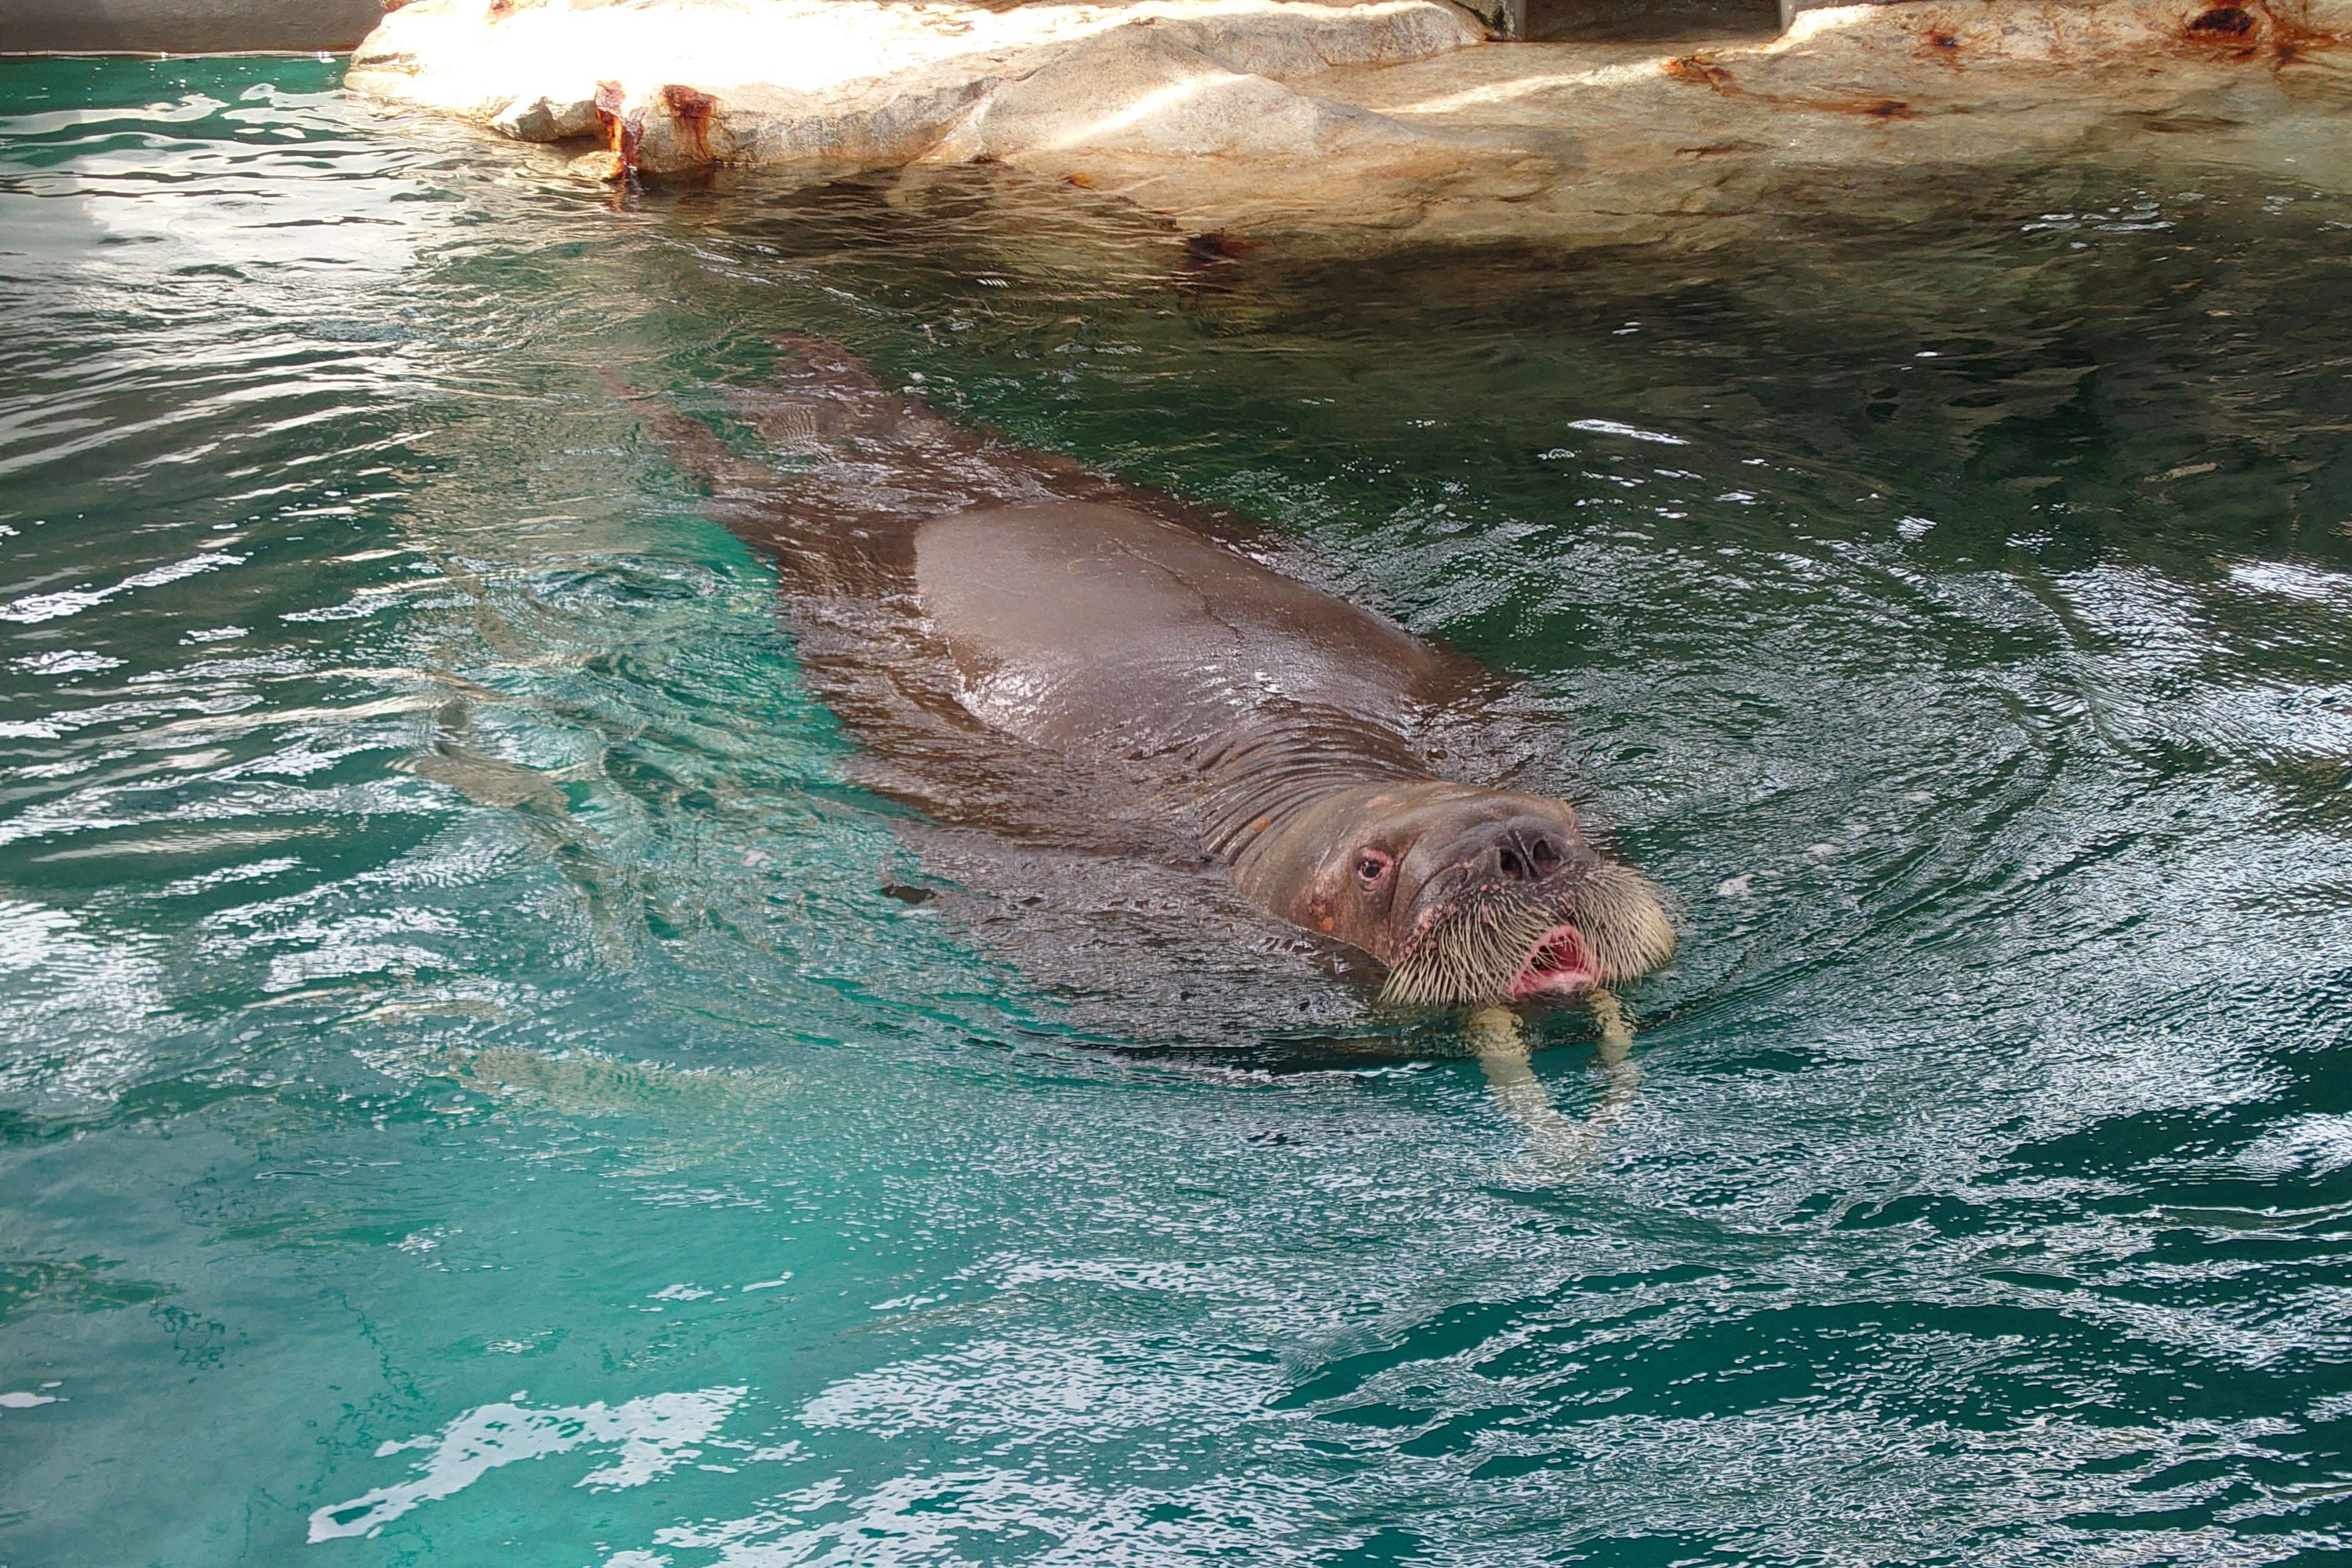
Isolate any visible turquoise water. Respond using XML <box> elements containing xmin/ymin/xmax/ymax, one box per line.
<box><xmin>4</xmin><ymin>53</ymin><xmax>2352</xmax><ymax>1567</ymax></box>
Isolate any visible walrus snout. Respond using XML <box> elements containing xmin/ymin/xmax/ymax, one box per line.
<box><xmin>1371</xmin><ymin>802</ymin><xmax>1675</xmax><ymax>1008</ymax></box>
<box><xmin>1412</xmin><ymin>813</ymin><xmax>1599</xmax><ymax>907</ymax></box>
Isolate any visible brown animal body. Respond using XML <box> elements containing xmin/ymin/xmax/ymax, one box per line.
<box><xmin>624</xmin><ymin>339</ymin><xmax>1673</xmax><ymax>1009</ymax></box>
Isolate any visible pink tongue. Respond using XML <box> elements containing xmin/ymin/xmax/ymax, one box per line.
<box><xmin>1509</xmin><ymin>927</ymin><xmax>1597</xmax><ymax>999</ymax></box>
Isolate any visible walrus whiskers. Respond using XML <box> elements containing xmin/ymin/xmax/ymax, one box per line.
<box><xmin>1379</xmin><ymin>862</ymin><xmax>1676</xmax><ymax>1009</ymax></box>
<box><xmin>1382</xmin><ymin>897</ymin><xmax>1556</xmax><ymax>1006</ymax></box>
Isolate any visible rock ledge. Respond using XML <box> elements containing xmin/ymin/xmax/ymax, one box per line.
<box><xmin>348</xmin><ymin>0</ymin><xmax>2352</xmax><ymax>242</ymax></box>
<box><xmin>349</xmin><ymin>0</ymin><xmax>1488</xmax><ymax>179</ymax></box>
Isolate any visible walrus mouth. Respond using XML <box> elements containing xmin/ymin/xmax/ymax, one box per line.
<box><xmin>1378</xmin><ymin>862</ymin><xmax>1676</xmax><ymax>1009</ymax></box>
<box><xmin>1509</xmin><ymin>924</ymin><xmax>1598</xmax><ymax>999</ymax></box>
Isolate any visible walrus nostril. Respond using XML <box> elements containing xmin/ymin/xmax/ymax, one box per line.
<box><xmin>1528</xmin><ymin>834</ymin><xmax>1562</xmax><ymax>876</ymax></box>
<box><xmin>1494</xmin><ymin>829</ymin><xmax>1565</xmax><ymax>883</ymax></box>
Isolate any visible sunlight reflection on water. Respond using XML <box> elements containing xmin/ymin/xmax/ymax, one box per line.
<box><xmin>1</xmin><ymin>50</ymin><xmax>2350</xmax><ymax>1568</ymax></box>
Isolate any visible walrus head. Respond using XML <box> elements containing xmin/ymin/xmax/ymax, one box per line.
<box><xmin>1229</xmin><ymin>781</ymin><xmax>1677</xmax><ymax>1009</ymax></box>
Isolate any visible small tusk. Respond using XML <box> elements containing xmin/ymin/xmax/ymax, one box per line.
<box><xmin>1587</xmin><ymin>987</ymin><xmax>1638</xmax><ymax>1098</ymax></box>
<box><xmin>1469</xmin><ymin>990</ymin><xmax>1640</xmax><ymax>1175</ymax></box>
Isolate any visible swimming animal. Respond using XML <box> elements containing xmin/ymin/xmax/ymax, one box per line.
<box><xmin>620</xmin><ymin>337</ymin><xmax>1675</xmax><ymax>1010</ymax></box>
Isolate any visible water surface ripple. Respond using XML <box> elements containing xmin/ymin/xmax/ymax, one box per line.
<box><xmin>2</xmin><ymin>55</ymin><xmax>2350</xmax><ymax>1568</ymax></box>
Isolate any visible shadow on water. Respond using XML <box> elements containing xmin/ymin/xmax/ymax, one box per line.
<box><xmin>1</xmin><ymin>52</ymin><xmax>2350</xmax><ymax>1568</ymax></box>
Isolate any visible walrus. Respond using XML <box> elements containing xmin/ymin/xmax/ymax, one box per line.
<box><xmin>617</xmin><ymin>338</ymin><xmax>1676</xmax><ymax>1012</ymax></box>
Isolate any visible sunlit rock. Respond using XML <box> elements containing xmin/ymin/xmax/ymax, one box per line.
<box><xmin>347</xmin><ymin>0</ymin><xmax>1484</xmax><ymax>176</ymax></box>
<box><xmin>345</xmin><ymin>0</ymin><xmax>2352</xmax><ymax>241</ymax></box>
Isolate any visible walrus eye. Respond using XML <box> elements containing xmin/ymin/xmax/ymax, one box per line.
<box><xmin>1355</xmin><ymin>850</ymin><xmax>1392</xmax><ymax>884</ymax></box>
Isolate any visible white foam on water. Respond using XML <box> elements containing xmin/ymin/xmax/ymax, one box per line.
<box><xmin>306</xmin><ymin>1386</ymin><xmax>747</xmax><ymax>1542</ymax></box>
<box><xmin>1565</xmin><ymin>418</ymin><xmax>1687</xmax><ymax>446</ymax></box>
<box><xmin>0</xmin><ymin>552</ymin><xmax>245</xmax><ymax>624</ymax></box>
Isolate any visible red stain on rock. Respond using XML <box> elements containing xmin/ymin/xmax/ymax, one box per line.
<box><xmin>592</xmin><ymin>80</ymin><xmax>646</xmax><ymax>179</ymax></box>
<box><xmin>1664</xmin><ymin>55</ymin><xmax>1739</xmax><ymax>92</ymax></box>
<box><xmin>2181</xmin><ymin>2</ymin><xmax>2262</xmax><ymax>57</ymax></box>
<box><xmin>2174</xmin><ymin>1</ymin><xmax>2350</xmax><ymax>63</ymax></box>
<box><xmin>1667</xmin><ymin>53</ymin><xmax>1917</xmax><ymax>119</ymax></box>
<box><xmin>661</xmin><ymin>84</ymin><xmax>718</xmax><ymax>162</ymax></box>
<box><xmin>2185</xmin><ymin>4</ymin><xmax>2256</xmax><ymax>34</ymax></box>
<box><xmin>1186</xmin><ymin>230</ymin><xmax>1257</xmax><ymax>261</ymax></box>
<box><xmin>2253</xmin><ymin>3</ymin><xmax>2348</xmax><ymax>62</ymax></box>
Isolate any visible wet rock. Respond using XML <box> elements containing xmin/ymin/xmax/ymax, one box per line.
<box><xmin>347</xmin><ymin>0</ymin><xmax>2352</xmax><ymax>241</ymax></box>
<box><xmin>347</xmin><ymin>0</ymin><xmax>1485</xmax><ymax>175</ymax></box>
<box><xmin>490</xmin><ymin>91</ymin><xmax>598</xmax><ymax>141</ymax></box>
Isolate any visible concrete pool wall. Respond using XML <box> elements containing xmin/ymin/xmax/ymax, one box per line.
<box><xmin>0</xmin><ymin>0</ymin><xmax>387</xmax><ymax>53</ymax></box>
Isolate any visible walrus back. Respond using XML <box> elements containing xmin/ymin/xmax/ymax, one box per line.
<box><xmin>914</xmin><ymin>502</ymin><xmax>1445</xmax><ymax>760</ymax></box>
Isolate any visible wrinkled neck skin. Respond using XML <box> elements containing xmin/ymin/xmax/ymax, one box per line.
<box><xmin>1196</xmin><ymin>707</ymin><xmax>1411</xmax><ymax>840</ymax></box>
<box><xmin>1192</xmin><ymin>708</ymin><xmax>1441</xmax><ymax>946</ymax></box>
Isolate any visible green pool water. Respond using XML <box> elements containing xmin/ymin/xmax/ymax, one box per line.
<box><xmin>4</xmin><ymin>53</ymin><xmax>2351</xmax><ymax>1568</ymax></box>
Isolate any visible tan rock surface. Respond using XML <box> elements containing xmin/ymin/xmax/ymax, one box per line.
<box><xmin>347</xmin><ymin>0</ymin><xmax>1485</xmax><ymax>176</ymax></box>
<box><xmin>346</xmin><ymin>0</ymin><xmax>2352</xmax><ymax>244</ymax></box>
<box><xmin>1290</xmin><ymin>0</ymin><xmax>2352</xmax><ymax>241</ymax></box>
